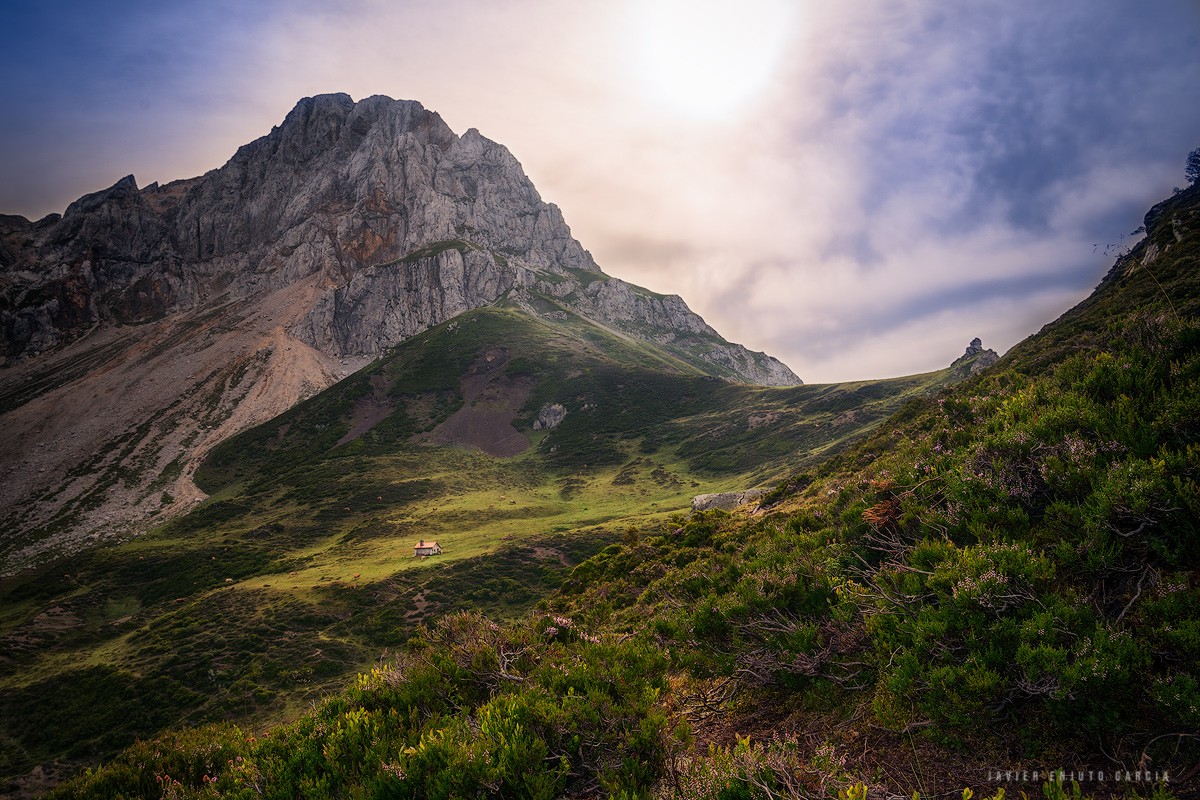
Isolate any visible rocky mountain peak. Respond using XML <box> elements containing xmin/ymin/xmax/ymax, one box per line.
<box><xmin>0</xmin><ymin>93</ymin><xmax>799</xmax><ymax>380</ymax></box>
<box><xmin>63</xmin><ymin>174</ymin><xmax>141</xmax><ymax>218</ymax></box>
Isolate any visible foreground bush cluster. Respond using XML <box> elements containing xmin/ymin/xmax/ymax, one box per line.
<box><xmin>51</xmin><ymin>611</ymin><xmax>673</xmax><ymax>799</ymax></box>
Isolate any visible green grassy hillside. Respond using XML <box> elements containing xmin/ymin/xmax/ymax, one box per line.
<box><xmin>28</xmin><ymin>184</ymin><xmax>1199</xmax><ymax>800</ymax></box>
<box><xmin>0</xmin><ymin>290</ymin><xmax>969</xmax><ymax>793</ymax></box>
<box><xmin>554</xmin><ymin>186</ymin><xmax>1200</xmax><ymax>792</ymax></box>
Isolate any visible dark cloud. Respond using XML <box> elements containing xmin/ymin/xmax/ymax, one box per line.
<box><xmin>803</xmin><ymin>2</ymin><xmax>1200</xmax><ymax>239</ymax></box>
<box><xmin>950</xmin><ymin>5</ymin><xmax>1199</xmax><ymax>233</ymax></box>
<box><xmin>848</xmin><ymin>262</ymin><xmax>1098</xmax><ymax>342</ymax></box>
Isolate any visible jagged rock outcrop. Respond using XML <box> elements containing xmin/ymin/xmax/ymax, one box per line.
<box><xmin>691</xmin><ymin>490</ymin><xmax>767</xmax><ymax>512</ymax></box>
<box><xmin>0</xmin><ymin>93</ymin><xmax>800</xmax><ymax>573</ymax></box>
<box><xmin>950</xmin><ymin>337</ymin><xmax>999</xmax><ymax>376</ymax></box>
<box><xmin>533</xmin><ymin>403</ymin><xmax>568</xmax><ymax>431</ymax></box>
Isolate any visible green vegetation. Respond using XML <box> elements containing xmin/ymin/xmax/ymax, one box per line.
<box><xmin>552</xmin><ymin>186</ymin><xmax>1200</xmax><ymax>788</ymax></box>
<box><xmin>1</xmin><ymin>287</ymin><xmax>950</xmax><ymax>793</ymax></box>
<box><xmin>40</xmin><ymin>614</ymin><xmax>674</xmax><ymax>800</ymax></box>
<box><xmin>391</xmin><ymin>239</ymin><xmax>476</xmax><ymax>265</ymax></box>
<box><xmin>10</xmin><ymin>186</ymin><xmax>1198</xmax><ymax>798</ymax></box>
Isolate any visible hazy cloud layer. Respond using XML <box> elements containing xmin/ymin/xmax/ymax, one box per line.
<box><xmin>2</xmin><ymin>0</ymin><xmax>1197</xmax><ymax>381</ymax></box>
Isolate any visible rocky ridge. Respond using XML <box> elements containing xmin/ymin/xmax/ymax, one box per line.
<box><xmin>0</xmin><ymin>93</ymin><xmax>800</xmax><ymax>573</ymax></box>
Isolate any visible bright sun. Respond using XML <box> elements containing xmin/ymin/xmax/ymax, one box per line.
<box><xmin>629</xmin><ymin>0</ymin><xmax>797</xmax><ymax>122</ymax></box>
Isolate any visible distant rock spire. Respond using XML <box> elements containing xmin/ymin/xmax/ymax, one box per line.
<box><xmin>950</xmin><ymin>338</ymin><xmax>999</xmax><ymax>375</ymax></box>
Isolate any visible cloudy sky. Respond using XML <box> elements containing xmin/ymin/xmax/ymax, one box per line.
<box><xmin>2</xmin><ymin>0</ymin><xmax>1198</xmax><ymax>382</ymax></box>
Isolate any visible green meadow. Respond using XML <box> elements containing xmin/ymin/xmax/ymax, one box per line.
<box><xmin>0</xmin><ymin>292</ymin><xmax>964</xmax><ymax>781</ymax></box>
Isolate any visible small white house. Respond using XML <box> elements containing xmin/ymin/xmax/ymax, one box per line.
<box><xmin>414</xmin><ymin>539</ymin><xmax>442</xmax><ymax>557</ymax></box>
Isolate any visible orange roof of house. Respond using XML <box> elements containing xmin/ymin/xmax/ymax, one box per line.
<box><xmin>414</xmin><ymin>541</ymin><xmax>440</xmax><ymax>548</ymax></box>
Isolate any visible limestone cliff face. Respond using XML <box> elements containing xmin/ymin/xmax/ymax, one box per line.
<box><xmin>1</xmin><ymin>94</ymin><xmax>600</xmax><ymax>363</ymax></box>
<box><xmin>0</xmin><ymin>93</ymin><xmax>799</xmax><ymax>573</ymax></box>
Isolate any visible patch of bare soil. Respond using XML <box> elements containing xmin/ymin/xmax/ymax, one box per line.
<box><xmin>420</xmin><ymin>347</ymin><xmax>534</xmax><ymax>457</ymax></box>
<box><xmin>833</xmin><ymin>409</ymin><xmax>858</xmax><ymax>427</ymax></box>
<box><xmin>530</xmin><ymin>546</ymin><xmax>571</xmax><ymax>567</ymax></box>
<box><xmin>3</xmin><ymin>762</ymin><xmax>77</xmax><ymax>800</ymax></box>
<box><xmin>747</xmin><ymin>411</ymin><xmax>781</xmax><ymax>430</ymax></box>
<box><xmin>336</xmin><ymin>375</ymin><xmax>396</xmax><ymax>446</ymax></box>
<box><xmin>0</xmin><ymin>274</ymin><xmax>372</xmax><ymax>575</ymax></box>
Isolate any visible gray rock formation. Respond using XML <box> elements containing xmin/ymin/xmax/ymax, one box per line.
<box><xmin>950</xmin><ymin>337</ymin><xmax>999</xmax><ymax>376</ymax></box>
<box><xmin>533</xmin><ymin>403</ymin><xmax>568</xmax><ymax>431</ymax></box>
<box><xmin>691</xmin><ymin>489</ymin><xmax>767</xmax><ymax>512</ymax></box>
<box><xmin>557</xmin><ymin>278</ymin><xmax>799</xmax><ymax>386</ymax></box>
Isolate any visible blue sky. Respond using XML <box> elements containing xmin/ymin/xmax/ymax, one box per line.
<box><xmin>2</xmin><ymin>0</ymin><xmax>1198</xmax><ymax>381</ymax></box>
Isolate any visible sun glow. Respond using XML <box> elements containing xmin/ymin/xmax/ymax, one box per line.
<box><xmin>628</xmin><ymin>0</ymin><xmax>797</xmax><ymax>122</ymax></box>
